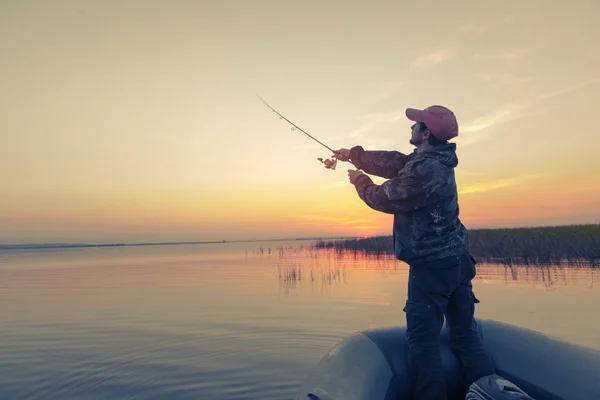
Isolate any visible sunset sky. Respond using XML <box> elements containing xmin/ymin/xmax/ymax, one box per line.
<box><xmin>2</xmin><ymin>1</ymin><xmax>599</xmax><ymax>244</ymax></box>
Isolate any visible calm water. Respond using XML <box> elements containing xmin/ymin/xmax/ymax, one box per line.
<box><xmin>1</xmin><ymin>241</ymin><xmax>599</xmax><ymax>400</ymax></box>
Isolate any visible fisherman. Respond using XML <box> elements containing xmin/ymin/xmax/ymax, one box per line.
<box><xmin>334</xmin><ymin>105</ymin><xmax>495</xmax><ymax>400</ymax></box>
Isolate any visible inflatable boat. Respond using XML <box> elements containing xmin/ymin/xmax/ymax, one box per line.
<box><xmin>295</xmin><ymin>319</ymin><xmax>600</xmax><ymax>400</ymax></box>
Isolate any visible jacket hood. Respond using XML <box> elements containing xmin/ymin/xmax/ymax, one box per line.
<box><xmin>420</xmin><ymin>143</ymin><xmax>458</xmax><ymax>168</ymax></box>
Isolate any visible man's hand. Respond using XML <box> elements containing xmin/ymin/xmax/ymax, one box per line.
<box><xmin>334</xmin><ymin>148</ymin><xmax>351</xmax><ymax>161</ymax></box>
<box><xmin>348</xmin><ymin>169</ymin><xmax>365</xmax><ymax>184</ymax></box>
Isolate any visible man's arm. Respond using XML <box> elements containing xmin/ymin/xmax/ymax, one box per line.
<box><xmin>348</xmin><ymin>146</ymin><xmax>412</xmax><ymax>178</ymax></box>
<box><xmin>351</xmin><ymin>165</ymin><xmax>427</xmax><ymax>214</ymax></box>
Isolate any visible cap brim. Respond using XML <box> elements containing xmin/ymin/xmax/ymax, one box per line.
<box><xmin>405</xmin><ymin>108</ymin><xmax>425</xmax><ymax>122</ymax></box>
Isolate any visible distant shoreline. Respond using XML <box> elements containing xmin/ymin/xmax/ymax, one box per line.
<box><xmin>0</xmin><ymin>236</ymin><xmax>359</xmax><ymax>251</ymax></box>
<box><xmin>312</xmin><ymin>224</ymin><xmax>600</xmax><ymax>267</ymax></box>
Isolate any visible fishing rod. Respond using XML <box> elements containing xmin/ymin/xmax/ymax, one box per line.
<box><xmin>256</xmin><ymin>94</ymin><xmax>339</xmax><ymax>170</ymax></box>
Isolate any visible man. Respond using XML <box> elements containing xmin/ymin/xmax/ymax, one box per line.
<box><xmin>334</xmin><ymin>105</ymin><xmax>494</xmax><ymax>400</ymax></box>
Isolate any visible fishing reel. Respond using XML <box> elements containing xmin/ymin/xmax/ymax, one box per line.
<box><xmin>317</xmin><ymin>156</ymin><xmax>337</xmax><ymax>170</ymax></box>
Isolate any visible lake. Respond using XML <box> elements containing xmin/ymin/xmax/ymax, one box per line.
<box><xmin>1</xmin><ymin>240</ymin><xmax>598</xmax><ymax>400</ymax></box>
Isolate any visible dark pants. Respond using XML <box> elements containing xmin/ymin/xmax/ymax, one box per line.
<box><xmin>403</xmin><ymin>253</ymin><xmax>495</xmax><ymax>400</ymax></box>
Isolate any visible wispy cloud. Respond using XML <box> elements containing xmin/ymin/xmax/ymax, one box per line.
<box><xmin>368</xmin><ymin>45</ymin><xmax>452</xmax><ymax>103</ymax></box>
<box><xmin>290</xmin><ymin>215</ymin><xmax>375</xmax><ymax>229</ymax></box>
<box><xmin>455</xmin><ymin>106</ymin><xmax>543</xmax><ymax>146</ymax></box>
<box><xmin>351</xmin><ymin>77</ymin><xmax>599</xmax><ymax>148</ymax></box>
<box><xmin>460</xmin><ymin>24</ymin><xmax>487</xmax><ymax>34</ymax></box>
<box><xmin>409</xmin><ymin>47</ymin><xmax>455</xmax><ymax>69</ymax></box>
<box><xmin>474</xmin><ymin>73</ymin><xmax>535</xmax><ymax>88</ymax></box>
<box><xmin>459</xmin><ymin>174</ymin><xmax>544</xmax><ymax>195</ymax></box>
<box><xmin>298</xmin><ymin>215</ymin><xmax>373</xmax><ymax>225</ymax></box>
<box><xmin>373</xmin><ymin>80</ymin><xmax>405</xmax><ymax>101</ymax></box>
<box><xmin>348</xmin><ymin>225</ymin><xmax>380</xmax><ymax>231</ymax></box>
<box><xmin>472</xmin><ymin>50</ymin><xmax>525</xmax><ymax>62</ymax></box>
<box><xmin>406</xmin><ymin>14</ymin><xmax>517</xmax><ymax>73</ymax></box>
<box><xmin>349</xmin><ymin>110</ymin><xmax>404</xmax><ymax>138</ymax></box>
<box><xmin>472</xmin><ymin>33</ymin><xmax>546</xmax><ymax>64</ymax></box>
<box><xmin>290</xmin><ymin>137</ymin><xmax>341</xmax><ymax>152</ymax></box>
<box><xmin>344</xmin><ymin>109</ymin><xmax>405</xmax><ymax>148</ymax></box>
<box><xmin>457</xmin><ymin>77</ymin><xmax>600</xmax><ymax>145</ymax></box>
<box><xmin>531</xmin><ymin>77</ymin><xmax>600</xmax><ymax>102</ymax></box>
<box><xmin>459</xmin><ymin>102</ymin><xmax>534</xmax><ymax>134</ymax></box>
<box><xmin>406</xmin><ymin>14</ymin><xmax>515</xmax><ymax>71</ymax></box>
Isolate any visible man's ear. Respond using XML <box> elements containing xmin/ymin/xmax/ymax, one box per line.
<box><xmin>422</xmin><ymin>129</ymin><xmax>431</xmax><ymax>139</ymax></box>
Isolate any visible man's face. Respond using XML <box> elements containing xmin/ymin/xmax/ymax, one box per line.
<box><xmin>409</xmin><ymin>122</ymin><xmax>426</xmax><ymax>146</ymax></box>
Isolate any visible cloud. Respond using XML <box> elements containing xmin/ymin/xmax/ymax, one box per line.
<box><xmin>348</xmin><ymin>77</ymin><xmax>599</xmax><ymax>149</ymax></box>
<box><xmin>472</xmin><ymin>50</ymin><xmax>525</xmax><ymax>62</ymax></box>
<box><xmin>459</xmin><ymin>102</ymin><xmax>535</xmax><ymax>134</ymax></box>
<box><xmin>369</xmin><ymin>39</ymin><xmax>459</xmax><ymax>102</ymax></box>
<box><xmin>348</xmin><ymin>225</ymin><xmax>380</xmax><ymax>231</ymax></box>
<box><xmin>407</xmin><ymin>14</ymin><xmax>517</xmax><ymax>72</ymax></box>
<box><xmin>457</xmin><ymin>77</ymin><xmax>600</xmax><ymax>145</ymax></box>
<box><xmin>298</xmin><ymin>215</ymin><xmax>373</xmax><ymax>225</ymax></box>
<box><xmin>290</xmin><ymin>136</ymin><xmax>341</xmax><ymax>152</ymax></box>
<box><xmin>373</xmin><ymin>80</ymin><xmax>405</xmax><ymax>101</ymax></box>
<box><xmin>455</xmin><ymin>105</ymin><xmax>543</xmax><ymax>146</ymax></box>
<box><xmin>349</xmin><ymin>110</ymin><xmax>403</xmax><ymax>138</ymax></box>
<box><xmin>474</xmin><ymin>73</ymin><xmax>535</xmax><ymax>88</ymax></box>
<box><xmin>459</xmin><ymin>174</ymin><xmax>544</xmax><ymax>195</ymax></box>
<box><xmin>343</xmin><ymin>110</ymin><xmax>404</xmax><ymax>149</ymax></box>
<box><xmin>531</xmin><ymin>77</ymin><xmax>600</xmax><ymax>102</ymax></box>
<box><xmin>289</xmin><ymin>215</ymin><xmax>375</xmax><ymax>229</ymax></box>
<box><xmin>471</xmin><ymin>31</ymin><xmax>547</xmax><ymax>64</ymax></box>
<box><xmin>460</xmin><ymin>24</ymin><xmax>487</xmax><ymax>34</ymax></box>
<box><xmin>406</xmin><ymin>15</ymin><xmax>516</xmax><ymax>70</ymax></box>
<box><xmin>409</xmin><ymin>47</ymin><xmax>455</xmax><ymax>69</ymax></box>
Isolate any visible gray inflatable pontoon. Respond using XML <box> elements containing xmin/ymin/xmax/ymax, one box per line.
<box><xmin>296</xmin><ymin>319</ymin><xmax>600</xmax><ymax>400</ymax></box>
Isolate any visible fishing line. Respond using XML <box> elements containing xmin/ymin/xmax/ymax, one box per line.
<box><xmin>256</xmin><ymin>94</ymin><xmax>339</xmax><ymax>169</ymax></box>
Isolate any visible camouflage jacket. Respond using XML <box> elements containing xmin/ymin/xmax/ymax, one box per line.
<box><xmin>349</xmin><ymin>143</ymin><xmax>471</xmax><ymax>264</ymax></box>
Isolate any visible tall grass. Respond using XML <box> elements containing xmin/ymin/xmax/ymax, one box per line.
<box><xmin>312</xmin><ymin>224</ymin><xmax>600</xmax><ymax>267</ymax></box>
<box><xmin>275</xmin><ymin>247</ymin><xmax>347</xmax><ymax>294</ymax></box>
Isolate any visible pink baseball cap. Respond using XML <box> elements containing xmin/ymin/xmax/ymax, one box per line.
<box><xmin>405</xmin><ymin>105</ymin><xmax>459</xmax><ymax>140</ymax></box>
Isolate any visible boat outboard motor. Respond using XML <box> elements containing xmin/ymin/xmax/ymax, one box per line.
<box><xmin>466</xmin><ymin>374</ymin><xmax>535</xmax><ymax>400</ymax></box>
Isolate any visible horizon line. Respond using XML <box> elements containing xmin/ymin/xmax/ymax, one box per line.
<box><xmin>0</xmin><ymin>235</ymin><xmax>361</xmax><ymax>251</ymax></box>
<box><xmin>1</xmin><ymin>222</ymin><xmax>598</xmax><ymax>251</ymax></box>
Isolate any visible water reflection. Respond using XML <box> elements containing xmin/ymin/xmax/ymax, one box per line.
<box><xmin>275</xmin><ymin>247</ymin><xmax>348</xmax><ymax>294</ymax></box>
<box><xmin>1</xmin><ymin>241</ymin><xmax>598</xmax><ymax>400</ymax></box>
<box><xmin>474</xmin><ymin>263</ymin><xmax>598</xmax><ymax>290</ymax></box>
<box><xmin>275</xmin><ymin>247</ymin><xmax>599</xmax><ymax>292</ymax></box>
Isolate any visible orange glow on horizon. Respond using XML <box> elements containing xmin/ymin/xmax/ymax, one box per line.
<box><xmin>2</xmin><ymin>2</ymin><xmax>599</xmax><ymax>244</ymax></box>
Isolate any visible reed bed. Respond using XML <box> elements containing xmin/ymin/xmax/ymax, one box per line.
<box><xmin>311</xmin><ymin>224</ymin><xmax>600</xmax><ymax>267</ymax></box>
